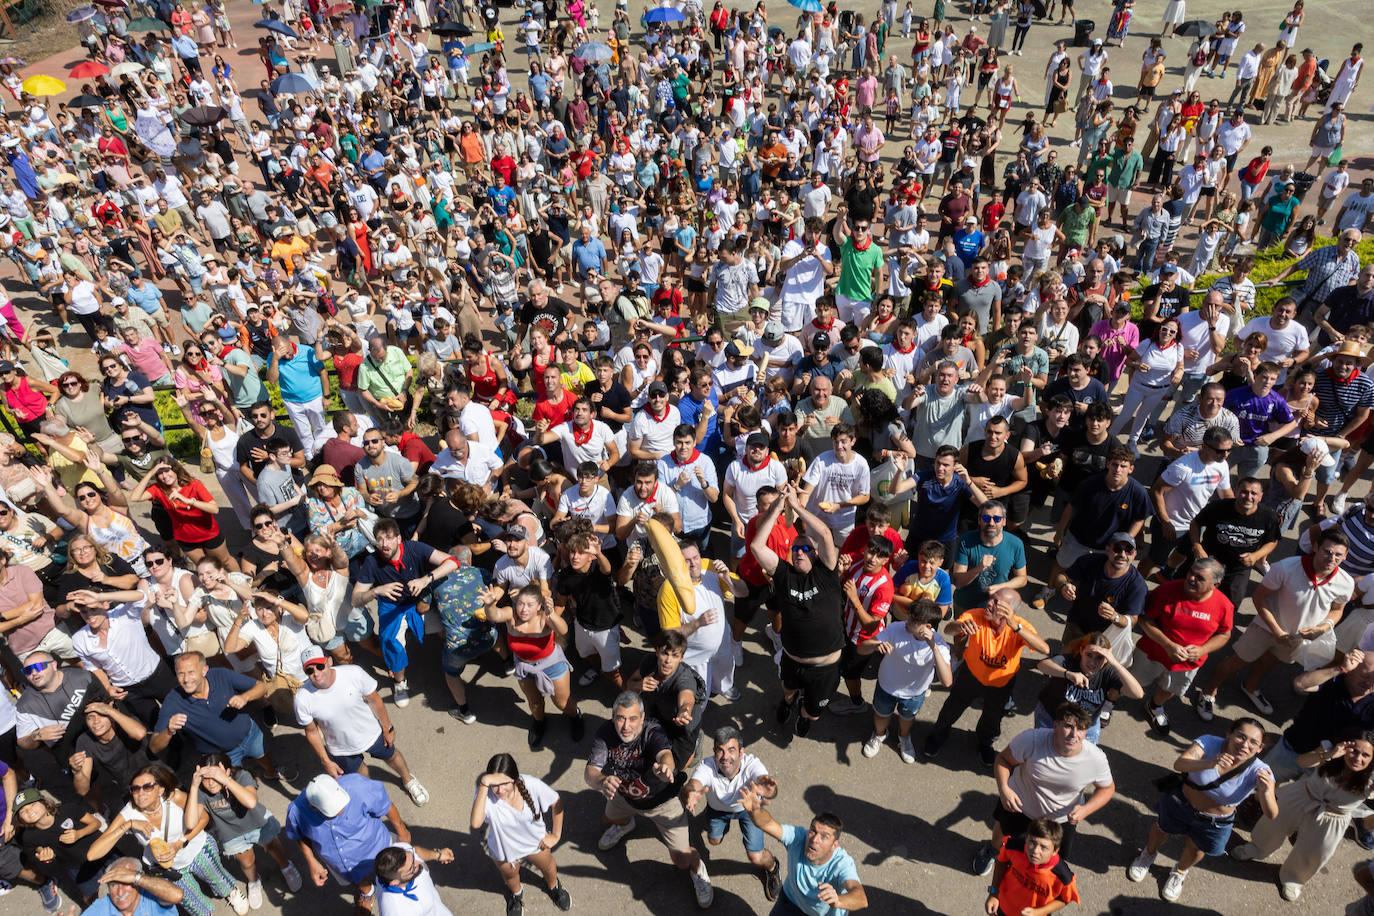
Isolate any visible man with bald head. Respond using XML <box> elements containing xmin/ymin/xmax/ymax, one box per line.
<box><xmin>794</xmin><ymin>376</ymin><xmax>855</xmax><ymax>440</ymax></box>
<box><xmin>925</xmin><ymin>588</ymin><xmax>1050</xmax><ymax>766</ymax></box>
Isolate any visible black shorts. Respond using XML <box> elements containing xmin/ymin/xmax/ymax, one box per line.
<box><xmin>180</xmin><ymin>530</ymin><xmax>226</xmax><ymax>552</ymax></box>
<box><xmin>780</xmin><ymin>654</ymin><xmax>840</xmax><ymax>718</ymax></box>
<box><xmin>993</xmin><ymin>799</ymin><xmax>1079</xmax><ymax>860</ymax></box>
<box><xmin>149</xmin><ymin>500</ymin><xmax>176</xmax><ymax>543</ymax></box>
<box><xmin>734</xmin><ymin>586</ymin><xmax>769</xmax><ymax>624</ymax></box>
<box><xmin>839</xmin><ymin>642</ymin><xmax>876</xmax><ymax>681</ymax></box>
<box><xmin>685</xmin><ymin>276</ymin><xmax>707</xmax><ymax>294</ymax></box>
<box><xmin>1148</xmin><ymin>516</ymin><xmax>1182</xmax><ymax>566</ymax></box>
<box><xmin>1198</xmin><ymin>186</ymin><xmax>1217</xmax><ymax>199</ymax></box>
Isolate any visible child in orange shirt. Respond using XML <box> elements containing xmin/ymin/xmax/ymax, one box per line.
<box><xmin>986</xmin><ymin>819</ymin><xmax>1080</xmax><ymax>916</ymax></box>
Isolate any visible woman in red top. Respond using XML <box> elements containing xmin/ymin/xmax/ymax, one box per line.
<box><xmin>0</xmin><ymin>363</ymin><xmax>53</xmax><ymax>436</ymax></box>
<box><xmin>480</xmin><ymin>583</ymin><xmax>582</xmax><ymax>749</ymax></box>
<box><xmin>464</xmin><ymin>336</ymin><xmax>516</xmax><ymax>407</ymax></box>
<box><xmin>130</xmin><ymin>458</ymin><xmax>240</xmax><ymax>572</ymax></box>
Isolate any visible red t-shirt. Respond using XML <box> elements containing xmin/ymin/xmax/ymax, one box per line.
<box><xmin>332</xmin><ymin>351</ymin><xmax>364</xmax><ymax>390</ymax></box>
<box><xmin>843</xmin><ymin>561</ymin><xmax>893</xmax><ymax>645</ymax></box>
<box><xmin>1138</xmin><ymin>579</ymin><xmax>1234</xmax><ymax>671</ymax></box>
<box><xmin>995</xmin><ymin>836</ymin><xmax>1079</xmax><ymax>916</ymax></box>
<box><xmin>398</xmin><ymin>431</ymin><xmax>436</xmax><ymax>472</ymax></box>
<box><xmin>839</xmin><ymin>525</ymin><xmax>904</xmax><ymax>570</ymax></box>
<box><xmin>148</xmin><ymin>479</ymin><xmax>220</xmax><ymax>544</ymax></box>
<box><xmin>532</xmin><ymin>389</ymin><xmax>578</xmax><ymax>428</ymax></box>
<box><xmin>739</xmin><ymin>516</ymin><xmax>797</xmax><ymax>587</ymax></box>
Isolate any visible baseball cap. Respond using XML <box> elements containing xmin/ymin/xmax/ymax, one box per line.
<box><xmin>304</xmin><ymin>775</ymin><xmax>351</xmax><ymax>817</ymax></box>
<box><xmin>1160</xmin><ymin>263</ymin><xmax>1179</xmax><ymax>276</ymax></box>
<box><xmin>749</xmin><ymin>297</ymin><xmax>771</xmax><ymax>314</ymax></box>
<box><xmin>647</xmin><ymin>381</ymin><xmax>669</xmax><ymax>397</ymax></box>
<box><xmin>301</xmin><ymin>645</ymin><xmax>328</xmax><ymax>667</ymax></box>
<box><xmin>762</xmin><ymin>321</ymin><xmax>785</xmax><ymax>344</ymax></box>
<box><xmin>725</xmin><ymin>339</ymin><xmax>753</xmax><ymax>358</ymax></box>
<box><xmin>745</xmin><ymin>431</ymin><xmax>769</xmax><ymax>450</ymax></box>
<box><xmin>12</xmin><ymin>788</ymin><xmax>42</xmax><ymax>812</ymax></box>
<box><xmin>504</xmin><ymin>524</ymin><xmax>529</xmax><ymax>541</ymax></box>
<box><xmin>0</xmin><ymin>360</ymin><xmax>15</xmax><ymax>374</ymax></box>
<box><xmin>812</xmin><ymin>331</ymin><xmax>832</xmax><ymax>351</ymax></box>
<box><xmin>1108</xmin><ymin>531</ymin><xmax>1137</xmax><ymax>549</ymax></box>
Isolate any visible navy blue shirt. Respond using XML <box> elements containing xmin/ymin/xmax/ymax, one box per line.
<box><xmin>1066</xmin><ymin>474</ymin><xmax>1152</xmax><ymax>549</ymax></box>
<box><xmin>1063</xmin><ymin>552</ymin><xmax>1149</xmax><ymax>635</ymax></box>
<box><xmin>356</xmin><ymin>541</ymin><xmax>443</xmax><ymax>612</ymax></box>
<box><xmin>154</xmin><ymin>668</ymin><xmax>259</xmax><ymax>754</ymax></box>
<box><xmin>905</xmin><ymin>469</ymin><xmax>972</xmax><ymax>546</ymax></box>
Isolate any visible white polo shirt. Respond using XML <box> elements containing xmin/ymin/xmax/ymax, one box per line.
<box><xmin>626</xmin><ymin>404</ymin><xmax>681</xmax><ymax>457</ymax></box>
<box><xmin>376</xmin><ymin>842</ymin><xmax>453</xmax><ymax>916</ymax></box>
<box><xmin>723</xmin><ymin>456</ymin><xmax>788</xmax><ymax>523</ymax></box>
<box><xmin>1255</xmin><ymin>555</ymin><xmax>1354</xmax><ymax>636</ymax></box>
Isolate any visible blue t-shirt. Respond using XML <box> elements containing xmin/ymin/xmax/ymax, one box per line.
<box><xmin>154</xmin><ymin>668</ymin><xmax>259</xmax><ymax>755</ymax></box>
<box><xmin>779</xmin><ymin>823</ymin><xmax>862</xmax><ymax>916</ymax></box>
<box><xmin>952</xmin><ymin>229</ymin><xmax>985</xmax><ymax>268</ymax></box>
<box><xmin>357</xmin><ymin>541</ymin><xmax>442</xmax><ymax>613</ymax></box>
<box><xmin>82</xmin><ymin>894</ymin><xmax>177</xmax><ymax>916</ymax></box>
<box><xmin>906</xmin><ymin>470</ymin><xmax>971</xmax><ymax>544</ymax></box>
<box><xmin>571</xmin><ymin>237</ymin><xmax>608</xmax><ymax>276</ymax></box>
<box><xmin>285</xmin><ymin>773</ymin><xmax>394</xmax><ymax>884</ymax></box>
<box><xmin>274</xmin><ymin>344</ymin><xmax>325</xmax><ymax>404</ymax></box>
<box><xmin>952</xmin><ymin>530</ymin><xmax>1027</xmax><ymax>609</ymax></box>
<box><xmin>1186</xmin><ymin>734</ymin><xmax>1271</xmax><ymax>807</ymax></box>
<box><xmin>487</xmin><ymin>185</ymin><xmax>516</xmax><ymax>211</ymax></box>
<box><xmin>892</xmin><ymin>561</ymin><xmax>954</xmax><ymax>607</ymax></box>
<box><xmin>126</xmin><ymin>283</ymin><xmax>164</xmax><ymax>315</ymax></box>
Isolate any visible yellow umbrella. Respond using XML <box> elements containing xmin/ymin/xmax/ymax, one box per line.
<box><xmin>21</xmin><ymin>75</ymin><xmax>67</xmax><ymax>97</ymax></box>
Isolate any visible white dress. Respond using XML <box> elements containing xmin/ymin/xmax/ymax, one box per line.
<box><xmin>1162</xmin><ymin>0</ymin><xmax>1186</xmax><ymax>26</ymax></box>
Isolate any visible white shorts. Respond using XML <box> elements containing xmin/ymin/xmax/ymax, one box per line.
<box><xmin>1130</xmin><ymin>647</ymin><xmax>1200</xmax><ymax>697</ymax></box>
<box><xmin>574</xmin><ymin>620</ymin><xmax>622</xmax><ymax>673</ymax></box>
<box><xmin>1107</xmin><ymin>186</ymin><xmax>1133</xmax><ymax>207</ymax></box>
<box><xmin>1232</xmin><ymin>622</ymin><xmax>1309</xmax><ymax>665</ymax></box>
<box><xmin>17</xmin><ymin>626</ymin><xmax>76</xmax><ymax>661</ymax></box>
<box><xmin>834</xmin><ymin>292</ymin><xmax>871</xmax><ymax>326</ymax></box>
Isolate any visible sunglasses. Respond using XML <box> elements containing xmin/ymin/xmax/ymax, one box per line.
<box><xmin>791</xmin><ymin>543</ymin><xmax>814</xmax><ymax>554</ymax></box>
<box><xmin>0</xmin><ymin>508</ymin><xmax>10</xmax><ymax>517</ymax></box>
<box><xmin>363</xmin><ymin>438</ymin><xmax>383</xmax><ymax>444</ymax></box>
<box><xmin>304</xmin><ymin>663</ymin><xmax>327</xmax><ymax>674</ymax></box>
<box><xmin>980</xmin><ymin>515</ymin><xmax>1005</xmax><ymax>523</ymax></box>
<box><xmin>147</xmin><ymin>556</ymin><xmax>169</xmax><ymax>566</ymax></box>
<box><xmin>1211</xmin><ymin>447</ymin><xmax>1233</xmax><ymax>455</ymax></box>
<box><xmin>1110</xmin><ymin>543</ymin><xmax>1136</xmax><ymax>553</ymax></box>
<box><xmin>130</xmin><ymin>782</ymin><xmax>158</xmax><ymax>792</ymax></box>
<box><xmin>22</xmin><ymin>661</ymin><xmax>52</xmax><ymax>676</ymax></box>
<box><xmin>254</xmin><ymin>520</ymin><xmax>276</xmax><ymax>529</ymax></box>
<box><xmin>61</xmin><ymin>381</ymin><xmax>81</xmax><ymax>388</ymax></box>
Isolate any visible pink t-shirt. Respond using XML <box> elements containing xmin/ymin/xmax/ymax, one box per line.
<box><xmin>120</xmin><ymin>339</ymin><xmax>168</xmax><ymax>383</ymax></box>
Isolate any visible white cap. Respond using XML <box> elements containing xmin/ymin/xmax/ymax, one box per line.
<box><xmin>1300</xmin><ymin>437</ymin><xmax>1337</xmax><ymax>468</ymax></box>
<box><xmin>303</xmin><ymin>774</ymin><xmax>350</xmax><ymax>817</ymax></box>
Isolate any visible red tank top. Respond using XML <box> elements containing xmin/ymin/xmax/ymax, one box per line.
<box><xmin>468</xmin><ymin>354</ymin><xmax>502</xmax><ymax>400</ymax></box>
<box><xmin>507</xmin><ymin>627</ymin><xmax>556</xmax><ymax>662</ymax></box>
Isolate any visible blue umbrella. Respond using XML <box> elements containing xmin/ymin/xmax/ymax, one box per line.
<box><xmin>66</xmin><ymin>6</ymin><xmax>96</xmax><ymax>22</ymax></box>
<box><xmin>787</xmin><ymin>0</ymin><xmax>823</xmax><ymax>11</ymax></box>
<box><xmin>254</xmin><ymin>18</ymin><xmax>300</xmax><ymax>38</ymax></box>
<box><xmin>270</xmin><ymin>71</ymin><xmax>318</xmax><ymax>94</ymax></box>
<box><xmin>644</xmin><ymin>6</ymin><xmax>685</xmax><ymax>23</ymax></box>
<box><xmin>465</xmin><ymin>41</ymin><xmax>495</xmax><ymax>53</ymax></box>
<box><xmin>574</xmin><ymin>41</ymin><xmax>613</xmax><ymax>61</ymax></box>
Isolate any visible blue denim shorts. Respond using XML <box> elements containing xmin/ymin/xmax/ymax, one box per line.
<box><xmin>706</xmin><ymin>808</ymin><xmax>766</xmax><ymax>853</ymax></box>
<box><xmin>330</xmin><ymin>730</ymin><xmax>398</xmax><ymax>774</ymax></box>
<box><xmin>872</xmin><ymin>683</ymin><xmax>928</xmax><ymax>721</ymax></box>
<box><xmin>228</xmin><ymin>720</ymin><xmax>265</xmax><ymax>766</ymax></box>
<box><xmin>1156</xmin><ymin>788</ymin><xmax>1235</xmax><ymax>857</ymax></box>
<box><xmin>220</xmin><ymin>815</ymin><xmax>282</xmax><ymax>856</ymax></box>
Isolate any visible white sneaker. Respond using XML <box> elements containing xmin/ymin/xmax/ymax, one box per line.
<box><xmin>247</xmin><ymin>880</ymin><xmax>264</xmax><ymax>910</ymax></box>
<box><xmin>691</xmin><ymin>860</ymin><xmax>713</xmax><ymax>908</ymax></box>
<box><xmin>898</xmin><ymin>736</ymin><xmax>916</xmax><ymax>764</ymax></box>
<box><xmin>1161</xmin><ymin>869</ymin><xmax>1188</xmax><ymax>902</ymax></box>
<box><xmin>1280</xmin><ymin>882</ymin><xmax>1303</xmax><ymax>901</ymax></box>
<box><xmin>404</xmin><ymin>778</ymin><xmax>430</xmax><ymax>806</ymax></box>
<box><xmin>393</xmin><ymin>681</ymin><xmax>410</xmax><ymax>707</ymax></box>
<box><xmin>1332</xmin><ymin>493</ymin><xmax>1349</xmax><ymax>515</ymax></box>
<box><xmin>1126</xmin><ymin>849</ymin><xmax>1155</xmax><ymax>882</ymax></box>
<box><xmin>577</xmin><ymin>668</ymin><xmax>599</xmax><ymax>687</ymax></box>
<box><xmin>281</xmin><ymin>862</ymin><xmax>303</xmax><ymax>893</ymax></box>
<box><xmin>598</xmin><ymin>817</ymin><xmax>637</xmax><ymax>850</ymax></box>
<box><xmin>1242</xmin><ymin>686</ymin><xmax>1274</xmax><ymax>716</ymax></box>
<box><xmin>861</xmin><ymin>733</ymin><xmax>883</xmax><ymax>758</ymax></box>
<box><xmin>227</xmin><ymin>886</ymin><xmax>250</xmax><ymax>916</ymax></box>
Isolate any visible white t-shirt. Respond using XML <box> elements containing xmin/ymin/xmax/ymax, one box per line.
<box><xmin>802</xmin><ymin>450</ymin><xmax>872</xmax><ymax>531</ymax></box>
<box><xmin>1177</xmin><ymin>310</ymin><xmax>1234</xmax><ymax>374</ymax></box>
<box><xmin>377</xmin><ymin>841</ymin><xmax>453</xmax><ymax>916</ymax></box>
<box><xmin>724</xmin><ymin>457</ymin><xmax>788</xmax><ymax>523</ymax></box>
<box><xmin>1255</xmin><ymin>555</ymin><xmax>1354</xmax><ymax>636</ymax></box>
<box><xmin>1159</xmin><ymin>451</ymin><xmax>1232</xmax><ymax>533</ymax></box>
<box><xmin>616</xmin><ymin>483</ymin><xmax>682</xmax><ymax>537</ymax></box>
<box><xmin>627</xmin><ymin>404</ymin><xmax>681</xmax><ymax>456</ymax></box>
<box><xmin>552</xmin><ymin>419</ymin><xmax>615</xmax><ymax>468</ymax></box>
<box><xmin>690</xmin><ymin>752</ymin><xmax>770</xmax><ymax>813</ymax></box>
<box><xmin>1131</xmin><ymin>340</ymin><xmax>1185</xmax><ymax>386</ymax></box>
<box><xmin>779</xmin><ymin>239</ymin><xmax>831</xmax><ymax>330</ymax></box>
<box><xmin>1238</xmin><ymin>316</ymin><xmax>1310</xmax><ymax>365</ymax></box>
<box><xmin>458</xmin><ymin>400</ymin><xmax>499</xmax><ymax>447</ymax></box>
<box><xmin>477</xmin><ymin>775</ymin><xmax>560</xmax><ymax>863</ymax></box>
<box><xmin>293</xmin><ymin>665</ymin><xmax>383</xmax><ymax>756</ymax></box>
<box><xmin>681</xmin><ymin>574</ymin><xmax>727</xmax><ymax>679</ymax></box>
<box><xmin>874</xmin><ymin>621</ymin><xmax>952</xmax><ymax>699</ymax></box>
<box><xmin>494</xmin><ymin>547</ymin><xmax>554</xmax><ymax>592</ymax></box>
<box><xmin>1006</xmin><ymin>728</ymin><xmax>1114</xmax><ymax>822</ymax></box>
<box><xmin>557</xmin><ymin>485</ymin><xmax>618</xmax><ymax>549</ymax></box>
<box><xmin>1337</xmin><ymin>191</ymin><xmax>1374</xmax><ymax>232</ymax></box>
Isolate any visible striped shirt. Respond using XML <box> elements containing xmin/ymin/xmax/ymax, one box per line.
<box><xmin>1294</xmin><ymin>245</ymin><xmax>1362</xmax><ymax>304</ymax></box>
<box><xmin>1313</xmin><ymin>369</ymin><xmax>1374</xmax><ymax>433</ymax></box>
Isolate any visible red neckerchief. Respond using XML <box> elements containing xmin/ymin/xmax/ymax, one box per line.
<box><xmin>894</xmin><ymin>339</ymin><xmax>916</xmax><ymax>354</ymax></box>
<box><xmin>851</xmin><ymin>235</ymin><xmax>873</xmax><ymax>252</ymax></box>
<box><xmin>1301</xmin><ymin>554</ymin><xmax>1342</xmax><ymax>588</ymax></box>
<box><xmin>570</xmin><ymin>420</ymin><xmax>594</xmax><ymax>446</ymax></box>
<box><xmin>672</xmin><ymin>448</ymin><xmax>701</xmax><ymax>466</ymax></box>
<box><xmin>971</xmin><ymin>275</ymin><xmax>991</xmax><ymax>288</ymax></box>
<box><xmin>648</xmin><ymin>403</ymin><xmax>670</xmax><ymax>423</ymax></box>
<box><xmin>1331</xmin><ymin>365</ymin><xmax>1361</xmax><ymax>384</ymax></box>
<box><xmin>812</xmin><ymin>317</ymin><xmax>836</xmax><ymax>331</ymax></box>
<box><xmin>1158</xmin><ymin>339</ymin><xmax>1177</xmax><ymax>350</ymax></box>
<box><xmin>745</xmin><ymin>453</ymin><xmax>771</xmax><ymax>471</ymax></box>
<box><xmin>388</xmin><ymin>542</ymin><xmax>406</xmax><ymax>571</ymax></box>
<box><xmin>188</xmin><ymin>356</ymin><xmax>211</xmax><ymax>372</ymax></box>
<box><xmin>643</xmin><ymin>483</ymin><xmax>660</xmax><ymax>504</ymax></box>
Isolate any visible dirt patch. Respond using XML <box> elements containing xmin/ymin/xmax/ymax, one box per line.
<box><xmin>0</xmin><ymin>4</ymin><xmax>87</xmax><ymax>67</ymax></box>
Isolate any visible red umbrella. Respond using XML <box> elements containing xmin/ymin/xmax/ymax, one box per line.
<box><xmin>69</xmin><ymin>61</ymin><xmax>110</xmax><ymax>79</ymax></box>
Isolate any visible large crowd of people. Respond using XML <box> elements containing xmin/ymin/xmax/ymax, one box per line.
<box><xmin>0</xmin><ymin>0</ymin><xmax>1371</xmax><ymax>913</ymax></box>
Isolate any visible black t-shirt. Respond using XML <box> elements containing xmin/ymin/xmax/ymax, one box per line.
<box><xmin>772</xmin><ymin>433</ymin><xmax>826</xmax><ymax>466</ymax></box>
<box><xmin>18</xmin><ymin>802</ymin><xmax>104</xmax><ymax>874</ymax></box>
<box><xmin>1021</xmin><ymin>420</ymin><xmax>1070</xmax><ymax>493</ymax></box>
<box><xmin>58</xmin><ymin>556</ymin><xmax>138</xmax><ymax>598</ymax></box>
<box><xmin>771</xmin><ymin>560</ymin><xmax>846</xmax><ymax>658</ymax></box>
<box><xmin>1057</xmin><ymin>429</ymin><xmax>1118</xmax><ymax>494</ymax></box>
<box><xmin>1036</xmin><ymin>652</ymin><xmax>1125</xmax><ymax>721</ymax></box>
<box><xmin>74</xmin><ymin>730</ymin><xmax>152</xmax><ymax>792</ymax></box>
<box><xmin>635</xmin><ymin>655</ymin><xmax>706</xmax><ymax>738</ymax></box>
<box><xmin>1063</xmin><ymin>553</ymin><xmax>1150</xmax><ymax>634</ymax></box>
<box><xmin>519</xmin><ymin>295</ymin><xmax>573</xmax><ymax>340</ymax></box>
<box><xmin>582</xmin><ymin>379</ymin><xmax>634</xmax><ymax>432</ymax></box>
<box><xmin>528</xmin><ymin>228</ymin><xmax>557</xmax><ymax>268</ymax></box>
<box><xmin>421</xmin><ymin>498</ymin><xmax>473</xmax><ymax>554</ymax></box>
<box><xmin>586</xmin><ymin>718</ymin><xmax>677</xmax><ymax>810</ymax></box>
<box><xmin>1143</xmin><ymin>283</ymin><xmax>1189</xmax><ymax>324</ymax></box>
<box><xmin>234</xmin><ymin>424</ymin><xmax>305</xmax><ymax>479</ymax></box>
<box><xmin>1066</xmin><ymin>475</ymin><xmax>1152</xmax><ymax>549</ymax></box>
<box><xmin>557</xmin><ymin>565</ymin><xmax>622</xmax><ymax>631</ymax></box>
<box><xmin>1285</xmin><ymin>675</ymin><xmax>1374</xmax><ymax>753</ymax></box>
<box><xmin>1192</xmin><ymin>500</ymin><xmax>1281</xmax><ymax>569</ymax></box>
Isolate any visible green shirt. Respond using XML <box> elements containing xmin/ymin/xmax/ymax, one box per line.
<box><xmin>357</xmin><ymin>345</ymin><xmax>413</xmax><ymax>400</ymax></box>
<box><xmin>837</xmin><ymin>238</ymin><xmax>884</xmax><ymax>304</ymax></box>
<box><xmin>1108</xmin><ymin>150</ymin><xmax>1145</xmax><ymax>189</ymax></box>
<box><xmin>1057</xmin><ymin>204</ymin><xmax>1097</xmax><ymax>246</ymax></box>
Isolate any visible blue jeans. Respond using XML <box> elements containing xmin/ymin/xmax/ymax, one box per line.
<box><xmin>1136</xmin><ymin>237</ymin><xmax>1161</xmax><ymax>272</ymax></box>
<box><xmin>872</xmin><ymin>683</ymin><xmax>929</xmax><ymax>721</ymax></box>
<box><xmin>1233</xmin><ymin>443</ymin><xmax>1269</xmax><ymax>480</ymax></box>
<box><xmin>227</xmin><ymin>720</ymin><xmax>266</xmax><ymax>766</ymax></box>
<box><xmin>706</xmin><ymin>808</ymin><xmax>766</xmax><ymax>853</ymax></box>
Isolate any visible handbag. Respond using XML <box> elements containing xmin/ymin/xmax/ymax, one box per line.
<box><xmin>1153</xmin><ymin>758</ymin><xmax>1252</xmax><ymax>793</ymax></box>
<box><xmin>144</xmin><ymin>800</ymin><xmax>183</xmax><ymax>882</ymax></box>
<box><xmin>1328</xmin><ymin>144</ymin><xmax>1343</xmax><ymax>167</ymax></box>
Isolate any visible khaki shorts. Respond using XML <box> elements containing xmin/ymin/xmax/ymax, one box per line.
<box><xmin>1232</xmin><ymin>623</ymin><xmax>1304</xmax><ymax>664</ymax></box>
<box><xmin>17</xmin><ymin>626</ymin><xmax>76</xmax><ymax>661</ymax></box>
<box><xmin>1130</xmin><ymin>647</ymin><xmax>1200</xmax><ymax>696</ymax></box>
<box><xmin>1107</xmin><ymin>186</ymin><xmax>1133</xmax><ymax>207</ymax></box>
<box><xmin>604</xmin><ymin>793</ymin><xmax>691</xmax><ymax>853</ymax></box>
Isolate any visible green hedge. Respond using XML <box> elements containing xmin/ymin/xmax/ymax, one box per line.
<box><xmin>1187</xmin><ymin>235</ymin><xmax>1374</xmax><ymax>319</ymax></box>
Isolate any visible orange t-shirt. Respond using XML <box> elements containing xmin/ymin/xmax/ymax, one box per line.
<box><xmin>995</xmin><ymin>836</ymin><xmax>1079</xmax><ymax>916</ymax></box>
<box><xmin>957</xmin><ymin>607</ymin><xmax>1036</xmax><ymax>688</ymax></box>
